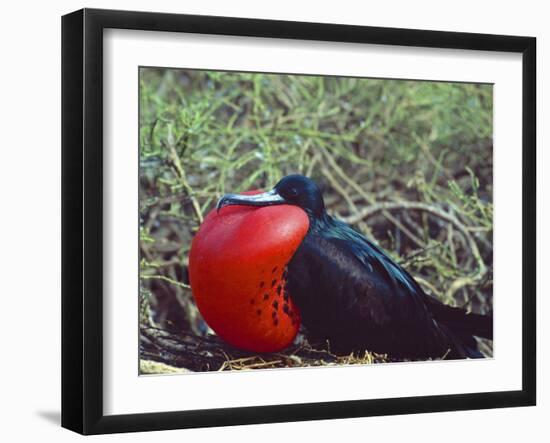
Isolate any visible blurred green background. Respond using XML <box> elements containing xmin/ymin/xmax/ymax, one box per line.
<box><xmin>139</xmin><ymin>68</ymin><xmax>493</xmax><ymax>369</ymax></box>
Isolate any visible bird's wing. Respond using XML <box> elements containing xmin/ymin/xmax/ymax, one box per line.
<box><xmin>290</xmin><ymin>215</ymin><xmax>438</xmax><ymax>328</ymax></box>
<box><xmin>288</xmin><ymin>216</ymin><xmax>487</xmax><ymax>358</ymax></box>
<box><xmin>323</xmin><ymin>217</ymin><xmax>428</xmax><ymax>307</ymax></box>
<box><xmin>326</xmin><ymin>220</ymin><xmax>492</xmax><ymax>337</ymax></box>
<box><xmin>287</xmin><ymin>224</ymin><xmax>452</xmax><ymax>357</ymax></box>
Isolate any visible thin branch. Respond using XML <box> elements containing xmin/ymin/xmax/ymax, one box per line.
<box><xmin>140</xmin><ymin>274</ymin><xmax>191</xmax><ymax>290</ymax></box>
<box><xmin>342</xmin><ymin>201</ymin><xmax>488</xmax><ymax>298</ymax></box>
<box><xmin>319</xmin><ymin>146</ymin><xmax>426</xmax><ymax>248</ymax></box>
<box><xmin>166</xmin><ymin>139</ymin><xmax>204</xmax><ymax>224</ymax></box>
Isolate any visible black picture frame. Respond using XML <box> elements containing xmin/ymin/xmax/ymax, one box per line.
<box><xmin>61</xmin><ymin>8</ymin><xmax>536</xmax><ymax>435</ymax></box>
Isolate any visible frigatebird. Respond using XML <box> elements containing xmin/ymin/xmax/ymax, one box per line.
<box><xmin>216</xmin><ymin>174</ymin><xmax>493</xmax><ymax>359</ymax></box>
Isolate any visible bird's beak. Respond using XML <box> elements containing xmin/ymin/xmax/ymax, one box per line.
<box><xmin>217</xmin><ymin>189</ymin><xmax>286</xmax><ymax>212</ymax></box>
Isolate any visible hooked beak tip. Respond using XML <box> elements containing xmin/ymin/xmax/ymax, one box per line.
<box><xmin>216</xmin><ymin>196</ymin><xmax>226</xmax><ymax>213</ymax></box>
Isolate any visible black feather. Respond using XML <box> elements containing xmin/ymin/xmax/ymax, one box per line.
<box><xmin>273</xmin><ymin>175</ymin><xmax>492</xmax><ymax>360</ymax></box>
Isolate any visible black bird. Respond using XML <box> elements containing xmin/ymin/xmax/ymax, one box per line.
<box><xmin>217</xmin><ymin>175</ymin><xmax>493</xmax><ymax>359</ymax></box>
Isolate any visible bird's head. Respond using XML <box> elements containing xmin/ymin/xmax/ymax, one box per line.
<box><xmin>217</xmin><ymin>174</ymin><xmax>326</xmax><ymax>219</ymax></box>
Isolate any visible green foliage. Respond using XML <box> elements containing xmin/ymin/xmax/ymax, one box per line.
<box><xmin>140</xmin><ymin>70</ymin><xmax>492</xmax><ymax>199</ymax></box>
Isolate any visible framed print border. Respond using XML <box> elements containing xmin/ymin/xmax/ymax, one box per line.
<box><xmin>61</xmin><ymin>8</ymin><xmax>536</xmax><ymax>435</ymax></box>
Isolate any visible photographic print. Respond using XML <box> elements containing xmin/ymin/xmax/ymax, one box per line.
<box><xmin>138</xmin><ymin>67</ymin><xmax>494</xmax><ymax>375</ymax></box>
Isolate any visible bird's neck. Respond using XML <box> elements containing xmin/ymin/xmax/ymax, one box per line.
<box><xmin>307</xmin><ymin>211</ymin><xmax>333</xmax><ymax>234</ymax></box>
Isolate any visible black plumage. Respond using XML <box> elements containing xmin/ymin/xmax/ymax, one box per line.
<box><xmin>217</xmin><ymin>175</ymin><xmax>493</xmax><ymax>359</ymax></box>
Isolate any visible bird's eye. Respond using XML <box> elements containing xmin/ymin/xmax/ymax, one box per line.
<box><xmin>288</xmin><ymin>188</ymin><xmax>298</xmax><ymax>197</ymax></box>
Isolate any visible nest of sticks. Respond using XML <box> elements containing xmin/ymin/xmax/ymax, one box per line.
<box><xmin>140</xmin><ymin>326</ymin><xmax>394</xmax><ymax>373</ymax></box>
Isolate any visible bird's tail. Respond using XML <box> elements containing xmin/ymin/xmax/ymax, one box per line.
<box><xmin>425</xmin><ymin>294</ymin><xmax>493</xmax><ymax>339</ymax></box>
<box><xmin>425</xmin><ymin>294</ymin><xmax>493</xmax><ymax>359</ymax></box>
<box><xmin>439</xmin><ymin>323</ymin><xmax>486</xmax><ymax>359</ymax></box>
